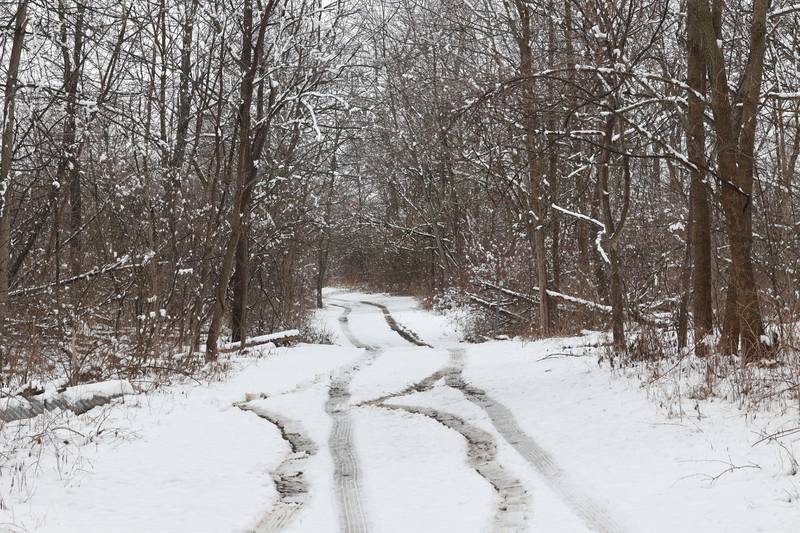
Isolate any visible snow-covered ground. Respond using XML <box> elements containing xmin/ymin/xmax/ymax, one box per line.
<box><xmin>1</xmin><ymin>288</ymin><xmax>799</xmax><ymax>532</ymax></box>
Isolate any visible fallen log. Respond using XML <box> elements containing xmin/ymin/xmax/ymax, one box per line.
<box><xmin>0</xmin><ymin>380</ymin><xmax>135</xmax><ymax>424</ymax></box>
<box><xmin>218</xmin><ymin>329</ymin><xmax>300</xmax><ymax>353</ymax></box>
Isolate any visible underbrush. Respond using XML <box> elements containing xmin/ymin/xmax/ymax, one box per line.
<box><xmin>619</xmin><ymin>324</ymin><xmax>800</xmax><ymax>412</ymax></box>
<box><xmin>0</xmin><ymin>396</ymin><xmax>138</xmax><ymax>516</ymax></box>
<box><xmin>603</xmin><ymin>323</ymin><xmax>800</xmax><ymax>481</ymax></box>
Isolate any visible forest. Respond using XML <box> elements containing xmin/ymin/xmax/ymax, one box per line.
<box><xmin>2</xmin><ymin>1</ymin><xmax>800</xmax><ymax>532</ymax></box>
<box><xmin>0</xmin><ymin>0</ymin><xmax>797</xmax><ymax>397</ymax></box>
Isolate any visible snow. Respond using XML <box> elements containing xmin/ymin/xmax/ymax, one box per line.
<box><xmin>60</xmin><ymin>379</ymin><xmax>134</xmax><ymax>403</ymax></box>
<box><xmin>353</xmin><ymin>405</ymin><xmax>494</xmax><ymax>533</ymax></box>
<box><xmin>0</xmin><ymin>344</ymin><xmax>362</xmax><ymax>532</ymax></box>
<box><xmin>2</xmin><ymin>289</ymin><xmax>799</xmax><ymax>532</ymax></box>
<box><xmin>463</xmin><ymin>338</ymin><xmax>800</xmax><ymax>532</ymax></box>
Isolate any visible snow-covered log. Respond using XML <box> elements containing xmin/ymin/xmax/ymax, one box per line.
<box><xmin>0</xmin><ymin>379</ymin><xmax>135</xmax><ymax>423</ymax></box>
<box><xmin>218</xmin><ymin>329</ymin><xmax>300</xmax><ymax>353</ymax></box>
<box><xmin>476</xmin><ymin>280</ymin><xmax>670</xmax><ymax>326</ymax></box>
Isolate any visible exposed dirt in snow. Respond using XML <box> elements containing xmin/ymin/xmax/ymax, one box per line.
<box><xmin>237</xmin><ymin>405</ymin><xmax>317</xmax><ymax>532</ymax></box>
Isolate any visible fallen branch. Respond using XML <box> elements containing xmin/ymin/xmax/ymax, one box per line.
<box><xmin>9</xmin><ymin>255</ymin><xmax>146</xmax><ymax>298</ymax></box>
<box><xmin>477</xmin><ymin>279</ymin><xmax>612</xmax><ymax>313</ymax></box>
<box><xmin>0</xmin><ymin>380</ymin><xmax>135</xmax><ymax>423</ymax></box>
<box><xmin>476</xmin><ymin>279</ymin><xmax>670</xmax><ymax>326</ymax></box>
<box><xmin>218</xmin><ymin>329</ymin><xmax>300</xmax><ymax>353</ymax></box>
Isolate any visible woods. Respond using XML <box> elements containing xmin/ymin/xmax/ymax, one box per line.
<box><xmin>0</xmin><ymin>0</ymin><xmax>799</xmax><ymax>388</ymax></box>
<box><xmin>0</xmin><ymin>0</ymin><xmax>360</xmax><ymax>384</ymax></box>
<box><xmin>335</xmin><ymin>0</ymin><xmax>800</xmax><ymax>368</ymax></box>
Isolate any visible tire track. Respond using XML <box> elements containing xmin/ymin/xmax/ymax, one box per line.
<box><xmin>366</xmin><ymin>300</ymin><xmax>626</xmax><ymax>533</ymax></box>
<box><xmin>325</xmin><ymin>302</ymin><xmax>380</xmax><ymax>533</ymax></box>
<box><xmin>447</xmin><ymin>367</ymin><xmax>624</xmax><ymax>533</ymax></box>
<box><xmin>359</xmin><ymin>300</ymin><xmax>432</xmax><ymax>347</ymax></box>
<box><xmin>353</xmin><ymin>303</ymin><xmax>529</xmax><ymax>532</ymax></box>
<box><xmin>370</xmin><ymin>399</ymin><xmax>530</xmax><ymax>532</ymax></box>
<box><xmin>328</xmin><ymin>302</ymin><xmax>378</xmax><ymax>350</ymax></box>
<box><xmin>236</xmin><ymin>405</ymin><xmax>317</xmax><ymax>532</ymax></box>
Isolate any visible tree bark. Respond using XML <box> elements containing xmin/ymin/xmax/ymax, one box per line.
<box><xmin>206</xmin><ymin>0</ymin><xmax>276</xmax><ymax>360</ymax></box>
<box><xmin>598</xmin><ymin>115</ymin><xmax>626</xmax><ymax>352</ymax></box>
<box><xmin>514</xmin><ymin>0</ymin><xmax>551</xmax><ymax>336</ymax></box>
<box><xmin>696</xmin><ymin>0</ymin><xmax>768</xmax><ymax>362</ymax></box>
<box><xmin>0</xmin><ymin>1</ymin><xmax>28</xmax><ymax>339</ymax></box>
<box><xmin>687</xmin><ymin>0</ymin><xmax>713</xmax><ymax>355</ymax></box>
<box><xmin>54</xmin><ymin>1</ymin><xmax>86</xmax><ymax>278</ymax></box>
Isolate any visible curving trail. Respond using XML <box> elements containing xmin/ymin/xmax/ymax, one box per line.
<box><xmin>364</xmin><ymin>299</ymin><xmax>626</xmax><ymax>533</ymax></box>
<box><xmin>240</xmin><ymin>296</ymin><xmax>625</xmax><ymax>532</ymax></box>
<box><xmin>352</xmin><ymin>303</ymin><xmax>530</xmax><ymax>532</ymax></box>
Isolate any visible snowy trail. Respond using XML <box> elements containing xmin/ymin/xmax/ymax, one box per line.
<box><xmin>362</xmin><ymin>298</ymin><xmax>625</xmax><ymax>533</ymax></box>
<box><xmin>325</xmin><ymin>303</ymin><xmax>380</xmax><ymax>533</ymax></box>
<box><xmin>348</xmin><ymin>305</ymin><xmax>530</xmax><ymax>532</ymax></box>
<box><xmin>7</xmin><ymin>289</ymin><xmax>799</xmax><ymax>532</ymax></box>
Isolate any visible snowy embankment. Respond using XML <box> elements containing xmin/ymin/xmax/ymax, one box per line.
<box><xmin>1</xmin><ymin>287</ymin><xmax>799</xmax><ymax>532</ymax></box>
<box><xmin>0</xmin><ymin>344</ymin><xmax>361</xmax><ymax>532</ymax></box>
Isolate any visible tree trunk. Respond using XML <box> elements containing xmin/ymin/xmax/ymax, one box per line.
<box><xmin>55</xmin><ymin>2</ymin><xmax>86</xmax><ymax>278</ymax></box>
<box><xmin>598</xmin><ymin>115</ymin><xmax>626</xmax><ymax>352</ymax></box>
<box><xmin>696</xmin><ymin>0</ymin><xmax>768</xmax><ymax>362</ymax></box>
<box><xmin>676</xmin><ymin>198</ymin><xmax>694</xmax><ymax>349</ymax></box>
<box><xmin>230</xmin><ymin>227</ymin><xmax>249</xmax><ymax>343</ymax></box>
<box><xmin>687</xmin><ymin>0</ymin><xmax>713</xmax><ymax>354</ymax></box>
<box><xmin>0</xmin><ymin>1</ymin><xmax>28</xmax><ymax>339</ymax></box>
<box><xmin>514</xmin><ymin>0</ymin><xmax>551</xmax><ymax>336</ymax></box>
<box><xmin>206</xmin><ymin>0</ymin><xmax>275</xmax><ymax>360</ymax></box>
<box><xmin>546</xmin><ymin>0</ymin><xmax>560</xmax><ymax>328</ymax></box>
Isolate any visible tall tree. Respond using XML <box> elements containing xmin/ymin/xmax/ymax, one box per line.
<box><xmin>0</xmin><ymin>0</ymin><xmax>28</xmax><ymax>337</ymax></box>
<box><xmin>697</xmin><ymin>0</ymin><xmax>769</xmax><ymax>361</ymax></box>
<box><xmin>686</xmin><ymin>0</ymin><xmax>713</xmax><ymax>355</ymax></box>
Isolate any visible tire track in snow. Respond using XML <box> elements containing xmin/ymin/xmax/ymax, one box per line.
<box><xmin>236</xmin><ymin>405</ymin><xmax>317</xmax><ymax>532</ymax></box>
<box><xmin>328</xmin><ymin>302</ymin><xmax>378</xmax><ymax>350</ymax></box>
<box><xmin>359</xmin><ymin>300</ymin><xmax>432</xmax><ymax>347</ymax></box>
<box><xmin>367</xmin><ymin>300</ymin><xmax>626</xmax><ymax>533</ymax></box>
<box><xmin>355</xmin><ymin>302</ymin><xmax>529</xmax><ymax>532</ymax></box>
<box><xmin>325</xmin><ymin>302</ymin><xmax>380</xmax><ymax>533</ymax></box>
<box><xmin>371</xmin><ymin>399</ymin><xmax>530</xmax><ymax>532</ymax></box>
<box><xmin>447</xmin><ymin>364</ymin><xmax>625</xmax><ymax>533</ymax></box>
